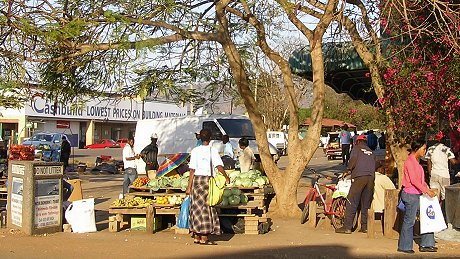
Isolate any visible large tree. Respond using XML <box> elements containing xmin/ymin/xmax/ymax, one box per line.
<box><xmin>0</xmin><ymin>0</ymin><xmax>341</xmax><ymax>217</ymax></box>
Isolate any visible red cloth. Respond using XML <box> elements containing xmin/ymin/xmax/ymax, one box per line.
<box><xmin>402</xmin><ymin>154</ymin><xmax>429</xmax><ymax>194</ymax></box>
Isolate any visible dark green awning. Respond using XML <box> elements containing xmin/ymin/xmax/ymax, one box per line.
<box><xmin>289</xmin><ymin>42</ymin><xmax>377</xmax><ymax>104</ymax></box>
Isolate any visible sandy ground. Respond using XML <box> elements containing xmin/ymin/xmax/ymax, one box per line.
<box><xmin>1</xmin><ymin>149</ymin><xmax>459</xmax><ymax>258</ymax></box>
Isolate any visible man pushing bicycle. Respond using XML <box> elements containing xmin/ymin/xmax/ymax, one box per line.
<box><xmin>335</xmin><ymin>134</ymin><xmax>376</xmax><ymax>234</ymax></box>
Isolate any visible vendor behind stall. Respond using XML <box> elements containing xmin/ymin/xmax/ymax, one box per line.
<box><xmin>238</xmin><ymin>138</ymin><xmax>255</xmax><ymax>173</ymax></box>
<box><xmin>141</xmin><ymin>133</ymin><xmax>159</xmax><ymax>179</ymax></box>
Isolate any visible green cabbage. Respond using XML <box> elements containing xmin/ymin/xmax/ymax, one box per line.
<box><xmin>228</xmin><ymin>195</ymin><xmax>241</xmax><ymax>205</ymax></box>
<box><xmin>223</xmin><ymin>188</ymin><xmax>233</xmax><ymax>197</ymax></box>
<box><xmin>231</xmin><ymin>187</ymin><xmax>241</xmax><ymax>196</ymax></box>
<box><xmin>241</xmin><ymin>178</ymin><xmax>253</xmax><ymax>187</ymax></box>
<box><xmin>221</xmin><ymin>196</ymin><xmax>229</xmax><ymax>206</ymax></box>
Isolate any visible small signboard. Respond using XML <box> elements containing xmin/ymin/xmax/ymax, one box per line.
<box><xmin>11</xmin><ymin>177</ymin><xmax>24</xmax><ymax>227</ymax></box>
<box><xmin>11</xmin><ymin>164</ymin><xmax>25</xmax><ymax>175</ymax></box>
<box><xmin>34</xmin><ymin>179</ymin><xmax>61</xmax><ymax>228</ymax></box>
<box><xmin>34</xmin><ymin>165</ymin><xmax>63</xmax><ymax>176</ymax></box>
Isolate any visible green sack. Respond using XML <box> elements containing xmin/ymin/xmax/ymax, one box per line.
<box><xmin>208</xmin><ymin>173</ymin><xmax>226</xmax><ymax>206</ymax></box>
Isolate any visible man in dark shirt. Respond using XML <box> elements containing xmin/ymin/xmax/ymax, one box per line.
<box><xmin>366</xmin><ymin>130</ymin><xmax>378</xmax><ymax>150</ymax></box>
<box><xmin>60</xmin><ymin>136</ymin><xmax>71</xmax><ymax>170</ymax></box>
<box><xmin>141</xmin><ymin>133</ymin><xmax>159</xmax><ymax>178</ymax></box>
<box><xmin>336</xmin><ymin>134</ymin><xmax>376</xmax><ymax>234</ymax></box>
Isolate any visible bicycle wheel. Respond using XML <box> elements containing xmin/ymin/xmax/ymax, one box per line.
<box><xmin>300</xmin><ymin>193</ymin><xmax>314</xmax><ymax>224</ymax></box>
<box><xmin>331</xmin><ymin>197</ymin><xmax>359</xmax><ymax>230</ymax></box>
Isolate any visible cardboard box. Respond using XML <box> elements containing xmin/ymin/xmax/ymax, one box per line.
<box><xmin>67</xmin><ymin>179</ymin><xmax>83</xmax><ymax>201</ymax></box>
<box><xmin>130</xmin><ymin>216</ymin><xmax>162</xmax><ymax>231</ymax></box>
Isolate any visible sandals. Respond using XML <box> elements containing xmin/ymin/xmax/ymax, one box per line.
<box><xmin>193</xmin><ymin>239</ymin><xmax>200</xmax><ymax>244</ymax></box>
<box><xmin>199</xmin><ymin>240</ymin><xmax>217</xmax><ymax>245</ymax></box>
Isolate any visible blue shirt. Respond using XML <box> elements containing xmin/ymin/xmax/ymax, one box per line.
<box><xmin>340</xmin><ymin>130</ymin><xmax>352</xmax><ymax>145</ymax></box>
<box><xmin>223</xmin><ymin>142</ymin><xmax>234</xmax><ymax>158</ymax></box>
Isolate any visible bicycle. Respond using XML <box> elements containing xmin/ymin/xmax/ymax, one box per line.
<box><xmin>300</xmin><ymin>168</ymin><xmax>358</xmax><ymax>230</ymax></box>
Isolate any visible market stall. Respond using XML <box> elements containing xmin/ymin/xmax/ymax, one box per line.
<box><xmin>108</xmin><ymin>168</ymin><xmax>274</xmax><ymax>235</ymax></box>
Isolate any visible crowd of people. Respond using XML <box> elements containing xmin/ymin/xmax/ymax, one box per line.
<box><xmin>336</xmin><ymin>126</ymin><xmax>460</xmax><ymax>254</ymax></box>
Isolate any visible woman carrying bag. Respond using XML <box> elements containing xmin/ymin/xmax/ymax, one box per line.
<box><xmin>186</xmin><ymin>129</ymin><xmax>230</xmax><ymax>245</ymax></box>
<box><xmin>398</xmin><ymin>138</ymin><xmax>438</xmax><ymax>254</ymax></box>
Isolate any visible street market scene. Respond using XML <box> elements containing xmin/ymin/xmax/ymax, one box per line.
<box><xmin>1</xmin><ymin>1</ymin><xmax>460</xmax><ymax>258</ymax></box>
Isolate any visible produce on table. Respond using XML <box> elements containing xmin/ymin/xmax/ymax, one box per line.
<box><xmin>155</xmin><ymin>195</ymin><xmax>183</xmax><ymax>205</ymax></box>
<box><xmin>132</xmin><ymin>176</ymin><xmax>150</xmax><ymax>187</ymax></box>
<box><xmin>111</xmin><ymin>197</ymin><xmax>154</xmax><ymax>207</ymax></box>
<box><xmin>226</xmin><ymin>169</ymin><xmax>269</xmax><ymax>188</ymax></box>
<box><xmin>147</xmin><ymin>172</ymin><xmax>190</xmax><ymax>191</ymax></box>
<box><xmin>220</xmin><ymin>187</ymin><xmax>248</xmax><ymax>206</ymax></box>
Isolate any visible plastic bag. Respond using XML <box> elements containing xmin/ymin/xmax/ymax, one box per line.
<box><xmin>177</xmin><ymin>196</ymin><xmax>190</xmax><ymax>229</ymax></box>
<box><xmin>419</xmin><ymin>195</ymin><xmax>447</xmax><ymax>234</ymax></box>
<box><xmin>65</xmin><ymin>198</ymin><xmax>97</xmax><ymax>233</ymax></box>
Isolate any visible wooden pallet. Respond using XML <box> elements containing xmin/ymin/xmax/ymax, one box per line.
<box><xmin>217</xmin><ymin>213</ymin><xmax>270</xmax><ymax>235</ymax></box>
<box><xmin>108</xmin><ymin>204</ymin><xmax>181</xmax><ymax>233</ymax></box>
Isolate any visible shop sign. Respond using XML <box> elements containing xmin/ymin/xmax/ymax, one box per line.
<box><xmin>34</xmin><ymin>166</ymin><xmax>63</xmax><ymax>176</ymax></box>
<box><xmin>11</xmin><ymin>177</ymin><xmax>24</xmax><ymax>227</ymax></box>
<box><xmin>56</xmin><ymin>120</ymin><xmax>70</xmax><ymax>129</ymax></box>
<box><xmin>34</xmin><ymin>179</ymin><xmax>60</xmax><ymax>228</ymax></box>
<box><xmin>25</xmin><ymin>94</ymin><xmax>188</xmax><ymax>122</ymax></box>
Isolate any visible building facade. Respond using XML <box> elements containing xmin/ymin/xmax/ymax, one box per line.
<box><xmin>0</xmin><ymin>95</ymin><xmax>187</xmax><ymax>148</ymax></box>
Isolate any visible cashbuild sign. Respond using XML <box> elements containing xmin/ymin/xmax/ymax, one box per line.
<box><xmin>25</xmin><ymin>95</ymin><xmax>187</xmax><ymax>122</ymax></box>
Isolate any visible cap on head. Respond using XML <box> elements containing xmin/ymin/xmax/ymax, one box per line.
<box><xmin>151</xmin><ymin>133</ymin><xmax>158</xmax><ymax>139</ymax></box>
<box><xmin>357</xmin><ymin>134</ymin><xmax>367</xmax><ymax>141</ymax></box>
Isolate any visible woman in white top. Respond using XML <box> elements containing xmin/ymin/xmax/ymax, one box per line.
<box><xmin>186</xmin><ymin>129</ymin><xmax>230</xmax><ymax>245</ymax></box>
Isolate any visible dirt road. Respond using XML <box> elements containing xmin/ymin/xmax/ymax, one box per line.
<box><xmin>1</xmin><ymin>149</ymin><xmax>458</xmax><ymax>258</ymax></box>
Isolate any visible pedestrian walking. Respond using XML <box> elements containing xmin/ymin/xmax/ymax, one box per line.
<box><xmin>336</xmin><ymin>134</ymin><xmax>375</xmax><ymax>234</ymax></box>
<box><xmin>186</xmin><ymin>129</ymin><xmax>230</xmax><ymax>245</ymax></box>
<box><xmin>340</xmin><ymin>124</ymin><xmax>352</xmax><ymax>165</ymax></box>
<box><xmin>60</xmin><ymin>136</ymin><xmax>71</xmax><ymax>170</ymax></box>
<box><xmin>398</xmin><ymin>138</ymin><xmax>438</xmax><ymax>254</ymax></box>
<box><xmin>426</xmin><ymin>132</ymin><xmax>459</xmax><ymax>201</ymax></box>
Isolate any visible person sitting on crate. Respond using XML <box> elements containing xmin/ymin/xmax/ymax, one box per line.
<box><xmin>140</xmin><ymin>133</ymin><xmax>159</xmax><ymax>179</ymax></box>
<box><xmin>336</xmin><ymin>134</ymin><xmax>375</xmax><ymax>234</ymax></box>
<box><xmin>186</xmin><ymin>129</ymin><xmax>230</xmax><ymax>245</ymax></box>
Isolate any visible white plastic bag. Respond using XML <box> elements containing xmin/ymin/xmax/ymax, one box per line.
<box><xmin>65</xmin><ymin>198</ymin><xmax>97</xmax><ymax>233</ymax></box>
<box><xmin>419</xmin><ymin>195</ymin><xmax>447</xmax><ymax>234</ymax></box>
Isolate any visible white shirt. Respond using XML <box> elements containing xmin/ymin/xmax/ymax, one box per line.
<box><xmin>223</xmin><ymin>142</ymin><xmax>234</xmax><ymax>158</ymax></box>
<box><xmin>426</xmin><ymin>143</ymin><xmax>455</xmax><ymax>178</ymax></box>
<box><xmin>189</xmin><ymin>145</ymin><xmax>224</xmax><ymax>176</ymax></box>
<box><xmin>239</xmin><ymin>146</ymin><xmax>255</xmax><ymax>173</ymax></box>
<box><xmin>123</xmin><ymin>144</ymin><xmax>137</xmax><ymax>169</ymax></box>
<box><xmin>371</xmin><ymin>172</ymin><xmax>396</xmax><ymax>212</ymax></box>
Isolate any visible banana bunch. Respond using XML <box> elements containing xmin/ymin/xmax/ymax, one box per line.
<box><xmin>111</xmin><ymin>197</ymin><xmax>155</xmax><ymax>207</ymax></box>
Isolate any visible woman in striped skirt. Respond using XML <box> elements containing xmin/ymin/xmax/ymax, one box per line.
<box><xmin>186</xmin><ymin>129</ymin><xmax>230</xmax><ymax>245</ymax></box>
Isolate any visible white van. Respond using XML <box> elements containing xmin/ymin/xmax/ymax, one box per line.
<box><xmin>267</xmin><ymin>131</ymin><xmax>288</xmax><ymax>155</ymax></box>
<box><xmin>133</xmin><ymin>115</ymin><xmax>279</xmax><ymax>172</ymax></box>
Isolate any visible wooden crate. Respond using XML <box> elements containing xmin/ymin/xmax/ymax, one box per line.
<box><xmin>108</xmin><ymin>204</ymin><xmax>181</xmax><ymax>233</ymax></box>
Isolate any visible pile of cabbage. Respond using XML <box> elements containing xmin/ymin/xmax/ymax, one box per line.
<box><xmin>227</xmin><ymin>169</ymin><xmax>269</xmax><ymax>188</ymax></box>
<box><xmin>147</xmin><ymin>172</ymin><xmax>190</xmax><ymax>191</ymax></box>
<box><xmin>221</xmin><ymin>187</ymin><xmax>249</xmax><ymax>206</ymax></box>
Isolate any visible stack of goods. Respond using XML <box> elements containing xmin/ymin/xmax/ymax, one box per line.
<box><xmin>111</xmin><ymin>197</ymin><xmax>155</xmax><ymax>208</ymax></box>
<box><xmin>226</xmin><ymin>169</ymin><xmax>269</xmax><ymax>188</ymax></box>
<box><xmin>147</xmin><ymin>172</ymin><xmax>190</xmax><ymax>191</ymax></box>
<box><xmin>221</xmin><ymin>187</ymin><xmax>249</xmax><ymax>206</ymax></box>
<box><xmin>132</xmin><ymin>176</ymin><xmax>150</xmax><ymax>188</ymax></box>
<box><xmin>9</xmin><ymin>145</ymin><xmax>35</xmax><ymax>160</ymax></box>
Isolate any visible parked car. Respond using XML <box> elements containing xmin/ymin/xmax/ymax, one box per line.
<box><xmin>22</xmin><ymin>132</ymin><xmax>71</xmax><ymax>159</ymax></box>
<box><xmin>116</xmin><ymin>138</ymin><xmax>129</xmax><ymax>148</ymax></box>
<box><xmin>84</xmin><ymin>139</ymin><xmax>119</xmax><ymax>149</ymax></box>
<box><xmin>325</xmin><ymin>132</ymin><xmax>342</xmax><ymax>160</ymax></box>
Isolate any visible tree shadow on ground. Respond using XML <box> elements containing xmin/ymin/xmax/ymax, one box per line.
<box><xmin>189</xmin><ymin>245</ymin><xmax>354</xmax><ymax>259</ymax></box>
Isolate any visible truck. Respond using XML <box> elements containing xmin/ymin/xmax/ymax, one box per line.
<box><xmin>267</xmin><ymin>131</ymin><xmax>288</xmax><ymax>155</ymax></box>
<box><xmin>133</xmin><ymin>114</ymin><xmax>279</xmax><ymax>172</ymax></box>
